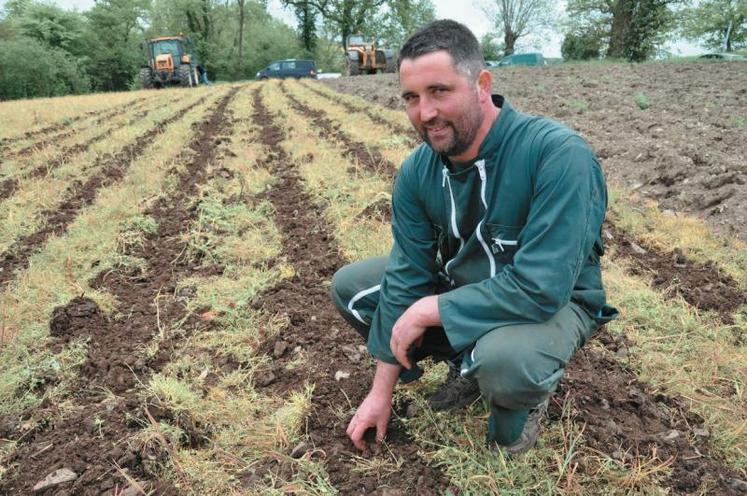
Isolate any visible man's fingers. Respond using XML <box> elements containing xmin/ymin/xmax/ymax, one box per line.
<box><xmin>349</xmin><ymin>423</ymin><xmax>368</xmax><ymax>451</ymax></box>
<box><xmin>375</xmin><ymin>419</ymin><xmax>388</xmax><ymax>443</ymax></box>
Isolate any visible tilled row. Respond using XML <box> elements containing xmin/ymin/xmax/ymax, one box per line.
<box><xmin>300</xmin><ymin>80</ymin><xmax>419</xmax><ymax>145</ymax></box>
<box><xmin>606</xmin><ymin>223</ymin><xmax>745</xmax><ymax>324</ymax></box>
<box><xmin>0</xmin><ymin>95</ymin><xmax>209</xmax><ymax>288</ymax></box>
<box><xmin>4</xmin><ymin>97</ymin><xmax>150</xmax><ymax>161</ymax></box>
<box><xmin>279</xmin><ymin>83</ymin><xmax>398</xmax><ymax>180</ymax></box>
<box><xmin>275</xmin><ymin>83</ymin><xmax>746</xmax><ymax>492</ymax></box>
<box><xmin>0</xmin><ymin>97</ymin><xmax>169</xmax><ymax>203</ymax></box>
<box><xmin>247</xmin><ymin>86</ymin><xmax>449</xmax><ymax>494</ymax></box>
<box><xmin>0</xmin><ymin>88</ymin><xmax>238</xmax><ymax>495</ymax></box>
<box><xmin>560</xmin><ymin>332</ymin><xmax>745</xmax><ymax>494</ymax></box>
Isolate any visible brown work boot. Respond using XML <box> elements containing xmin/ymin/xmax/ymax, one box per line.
<box><xmin>489</xmin><ymin>398</ymin><xmax>548</xmax><ymax>456</ymax></box>
<box><xmin>427</xmin><ymin>363</ymin><xmax>481</xmax><ymax>411</ymax></box>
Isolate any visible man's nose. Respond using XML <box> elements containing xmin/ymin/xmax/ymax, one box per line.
<box><xmin>419</xmin><ymin>96</ymin><xmax>438</xmax><ymax>123</ymax></box>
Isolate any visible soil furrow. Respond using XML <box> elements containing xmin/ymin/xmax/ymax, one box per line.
<box><xmin>606</xmin><ymin>223</ymin><xmax>746</xmax><ymax>323</ymax></box>
<box><xmin>0</xmin><ymin>96</ymin><xmax>208</xmax><ymax>288</ymax></box>
<box><xmin>278</xmin><ymin>83</ymin><xmax>398</xmax><ymax>180</ymax></box>
<box><xmin>6</xmin><ymin>98</ymin><xmax>149</xmax><ymax>160</ymax></box>
<box><xmin>300</xmin><ymin>81</ymin><xmax>419</xmax><ymax>144</ymax></box>
<box><xmin>247</xmin><ymin>87</ymin><xmax>448</xmax><ymax>494</ymax></box>
<box><xmin>560</xmin><ymin>330</ymin><xmax>744</xmax><ymax>494</ymax></box>
<box><xmin>0</xmin><ymin>100</ymin><xmax>160</xmax><ymax>203</ymax></box>
<box><xmin>0</xmin><ymin>89</ymin><xmax>237</xmax><ymax>496</ymax></box>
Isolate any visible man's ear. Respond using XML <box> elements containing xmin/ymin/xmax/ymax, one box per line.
<box><xmin>477</xmin><ymin>69</ymin><xmax>493</xmax><ymax>102</ymax></box>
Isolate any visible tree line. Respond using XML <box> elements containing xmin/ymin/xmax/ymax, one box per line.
<box><xmin>0</xmin><ymin>0</ymin><xmax>744</xmax><ymax>101</ymax></box>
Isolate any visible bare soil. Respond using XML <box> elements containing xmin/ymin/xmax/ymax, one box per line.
<box><xmin>322</xmin><ymin>61</ymin><xmax>747</xmax><ymax>241</ymax></box>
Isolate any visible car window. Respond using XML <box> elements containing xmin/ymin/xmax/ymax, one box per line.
<box><xmin>282</xmin><ymin>61</ymin><xmax>297</xmax><ymax>70</ymax></box>
<box><xmin>269</xmin><ymin>62</ymin><xmax>280</xmax><ymax>71</ymax></box>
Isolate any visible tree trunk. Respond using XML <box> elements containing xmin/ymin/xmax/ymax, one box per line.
<box><xmin>504</xmin><ymin>27</ymin><xmax>517</xmax><ymax>55</ymax></box>
<box><xmin>237</xmin><ymin>0</ymin><xmax>245</xmax><ymax>73</ymax></box>
<box><xmin>608</xmin><ymin>0</ymin><xmax>633</xmax><ymax>58</ymax></box>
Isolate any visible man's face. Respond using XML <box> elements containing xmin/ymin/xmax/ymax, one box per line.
<box><xmin>399</xmin><ymin>51</ymin><xmax>484</xmax><ymax>158</ymax></box>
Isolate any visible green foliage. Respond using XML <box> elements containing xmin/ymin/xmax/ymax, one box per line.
<box><xmin>633</xmin><ymin>91</ymin><xmax>650</xmax><ymax>109</ymax></box>
<box><xmin>294</xmin><ymin>1</ymin><xmax>317</xmax><ymax>52</ymax></box>
<box><xmin>16</xmin><ymin>2</ymin><xmax>87</xmax><ymax>56</ymax></box>
<box><xmin>565</xmin><ymin>0</ymin><xmax>677</xmax><ymax>61</ymax></box>
<box><xmin>679</xmin><ymin>0</ymin><xmax>747</xmax><ymax>52</ymax></box>
<box><xmin>561</xmin><ymin>31</ymin><xmax>601</xmax><ymax>60</ymax></box>
<box><xmin>480</xmin><ymin>33</ymin><xmax>504</xmax><ymax>61</ymax></box>
<box><xmin>0</xmin><ymin>36</ymin><xmax>90</xmax><ymax>100</ymax></box>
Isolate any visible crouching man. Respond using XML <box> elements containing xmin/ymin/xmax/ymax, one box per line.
<box><xmin>331</xmin><ymin>19</ymin><xmax>617</xmax><ymax>455</ymax></box>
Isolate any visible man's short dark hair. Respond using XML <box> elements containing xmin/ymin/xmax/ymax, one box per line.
<box><xmin>398</xmin><ymin>20</ymin><xmax>485</xmax><ymax>81</ymax></box>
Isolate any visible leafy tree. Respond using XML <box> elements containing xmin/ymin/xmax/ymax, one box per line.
<box><xmin>0</xmin><ymin>37</ymin><xmax>90</xmax><ymax>99</ymax></box>
<box><xmin>479</xmin><ymin>0</ymin><xmax>558</xmax><ymax>55</ymax></box>
<box><xmin>84</xmin><ymin>0</ymin><xmax>149</xmax><ymax>91</ymax></box>
<box><xmin>371</xmin><ymin>0</ymin><xmax>435</xmax><ymax>49</ymax></box>
<box><xmin>679</xmin><ymin>0</ymin><xmax>746</xmax><ymax>52</ymax></box>
<box><xmin>294</xmin><ymin>0</ymin><xmax>317</xmax><ymax>52</ymax></box>
<box><xmin>281</xmin><ymin>0</ymin><xmax>387</xmax><ymax>49</ymax></box>
<box><xmin>16</xmin><ymin>3</ymin><xmax>87</xmax><ymax>56</ymax></box>
<box><xmin>561</xmin><ymin>31</ymin><xmax>601</xmax><ymax>59</ymax></box>
<box><xmin>565</xmin><ymin>0</ymin><xmax>678</xmax><ymax>61</ymax></box>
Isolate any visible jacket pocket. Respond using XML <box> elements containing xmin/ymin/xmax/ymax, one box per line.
<box><xmin>486</xmin><ymin>224</ymin><xmax>522</xmax><ymax>265</ymax></box>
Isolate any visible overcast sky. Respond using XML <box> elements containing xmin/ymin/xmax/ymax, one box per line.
<box><xmin>1</xmin><ymin>0</ymin><xmax>703</xmax><ymax>57</ymax></box>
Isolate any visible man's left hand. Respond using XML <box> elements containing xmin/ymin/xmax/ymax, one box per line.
<box><xmin>390</xmin><ymin>295</ymin><xmax>441</xmax><ymax>369</ymax></box>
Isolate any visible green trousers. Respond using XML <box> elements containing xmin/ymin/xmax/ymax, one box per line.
<box><xmin>330</xmin><ymin>256</ymin><xmax>602</xmax><ymax>445</ymax></box>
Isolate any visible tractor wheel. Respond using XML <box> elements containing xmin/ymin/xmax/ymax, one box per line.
<box><xmin>386</xmin><ymin>57</ymin><xmax>397</xmax><ymax>74</ymax></box>
<box><xmin>139</xmin><ymin>68</ymin><xmax>153</xmax><ymax>89</ymax></box>
<box><xmin>345</xmin><ymin>59</ymin><xmax>360</xmax><ymax>77</ymax></box>
<box><xmin>178</xmin><ymin>64</ymin><xmax>192</xmax><ymax>87</ymax></box>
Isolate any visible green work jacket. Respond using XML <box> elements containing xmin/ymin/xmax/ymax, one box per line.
<box><xmin>368</xmin><ymin>95</ymin><xmax>612</xmax><ymax>364</ymax></box>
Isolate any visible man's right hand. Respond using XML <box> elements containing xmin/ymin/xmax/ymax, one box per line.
<box><xmin>346</xmin><ymin>389</ymin><xmax>392</xmax><ymax>451</ymax></box>
<box><xmin>346</xmin><ymin>360</ymin><xmax>400</xmax><ymax>450</ymax></box>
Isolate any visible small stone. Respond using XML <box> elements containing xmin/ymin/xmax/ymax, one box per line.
<box><xmin>341</xmin><ymin>344</ymin><xmax>362</xmax><ymax>362</ymax></box>
<box><xmin>381</xmin><ymin>489</ymin><xmax>405</xmax><ymax>496</ymax></box>
<box><xmin>693</xmin><ymin>427</ymin><xmax>710</xmax><ymax>439</ymax></box>
<box><xmin>310</xmin><ymin>315</ymin><xmax>317</xmax><ymax>321</ymax></box>
<box><xmin>256</xmin><ymin>371</ymin><xmax>276</xmax><ymax>387</ymax></box>
<box><xmin>334</xmin><ymin>370</ymin><xmax>350</xmax><ymax>381</ymax></box>
<box><xmin>33</xmin><ymin>468</ymin><xmax>77</xmax><ymax>492</ymax></box>
<box><xmin>726</xmin><ymin>478</ymin><xmax>747</xmax><ymax>492</ymax></box>
<box><xmin>600</xmin><ymin>398</ymin><xmax>610</xmax><ymax>410</ymax></box>
<box><xmin>661</xmin><ymin>430</ymin><xmax>680</xmax><ymax>442</ymax></box>
<box><xmin>612</xmin><ymin>450</ymin><xmax>625</xmax><ymax>461</ymax></box>
<box><xmin>290</xmin><ymin>441</ymin><xmax>308</xmax><ymax>459</ymax></box>
<box><xmin>293</xmin><ymin>346</ymin><xmax>302</xmax><ymax>354</ymax></box>
<box><xmin>629</xmin><ymin>242</ymin><xmax>647</xmax><ymax>255</ymax></box>
<box><xmin>615</xmin><ymin>347</ymin><xmax>628</xmax><ymax>359</ymax></box>
<box><xmin>662</xmin><ymin>209</ymin><xmax>676</xmax><ymax>217</ymax></box>
<box><xmin>273</xmin><ymin>341</ymin><xmax>288</xmax><ymax>359</ymax></box>
<box><xmin>405</xmin><ymin>403</ymin><xmax>420</xmax><ymax>418</ymax></box>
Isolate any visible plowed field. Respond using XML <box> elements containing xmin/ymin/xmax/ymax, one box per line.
<box><xmin>0</xmin><ymin>61</ymin><xmax>745</xmax><ymax>496</ymax></box>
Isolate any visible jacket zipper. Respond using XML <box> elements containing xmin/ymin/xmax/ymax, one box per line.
<box><xmin>442</xmin><ymin>167</ymin><xmax>464</xmax><ymax>279</ymax></box>
<box><xmin>475</xmin><ymin>160</ymin><xmax>497</xmax><ymax>277</ymax></box>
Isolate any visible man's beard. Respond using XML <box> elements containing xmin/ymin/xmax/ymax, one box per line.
<box><xmin>418</xmin><ymin>97</ymin><xmax>484</xmax><ymax>157</ymax></box>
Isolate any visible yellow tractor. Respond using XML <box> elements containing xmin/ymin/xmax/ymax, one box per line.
<box><xmin>139</xmin><ymin>35</ymin><xmax>204</xmax><ymax>88</ymax></box>
<box><xmin>344</xmin><ymin>35</ymin><xmax>396</xmax><ymax>76</ymax></box>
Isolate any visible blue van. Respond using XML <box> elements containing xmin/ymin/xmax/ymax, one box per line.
<box><xmin>256</xmin><ymin>59</ymin><xmax>318</xmax><ymax>80</ymax></box>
